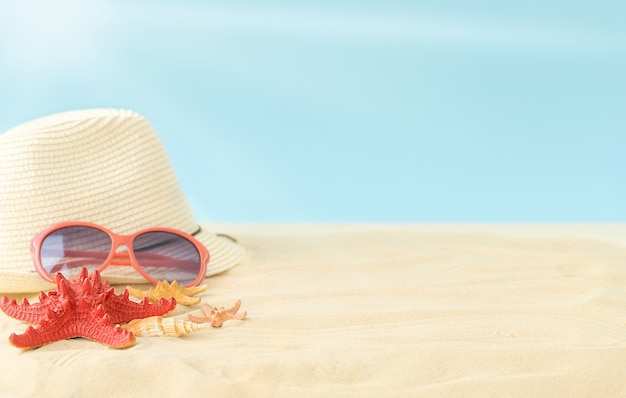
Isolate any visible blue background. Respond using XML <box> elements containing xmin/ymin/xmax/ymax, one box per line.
<box><xmin>1</xmin><ymin>1</ymin><xmax>624</xmax><ymax>222</ymax></box>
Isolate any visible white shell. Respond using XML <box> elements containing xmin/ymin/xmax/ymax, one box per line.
<box><xmin>122</xmin><ymin>316</ymin><xmax>210</xmax><ymax>337</ymax></box>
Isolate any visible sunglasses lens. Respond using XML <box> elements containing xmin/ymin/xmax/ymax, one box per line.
<box><xmin>40</xmin><ymin>226</ymin><xmax>112</xmax><ymax>279</ymax></box>
<box><xmin>132</xmin><ymin>232</ymin><xmax>201</xmax><ymax>286</ymax></box>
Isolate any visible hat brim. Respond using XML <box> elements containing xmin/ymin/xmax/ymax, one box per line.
<box><xmin>0</xmin><ymin>224</ymin><xmax>247</xmax><ymax>294</ymax></box>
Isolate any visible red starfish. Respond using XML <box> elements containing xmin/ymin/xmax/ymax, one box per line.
<box><xmin>0</xmin><ymin>268</ymin><xmax>176</xmax><ymax>349</ymax></box>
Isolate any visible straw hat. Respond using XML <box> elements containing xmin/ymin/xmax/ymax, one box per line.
<box><xmin>0</xmin><ymin>109</ymin><xmax>246</xmax><ymax>293</ymax></box>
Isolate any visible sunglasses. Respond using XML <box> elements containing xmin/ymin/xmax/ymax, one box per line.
<box><xmin>31</xmin><ymin>222</ymin><xmax>209</xmax><ymax>287</ymax></box>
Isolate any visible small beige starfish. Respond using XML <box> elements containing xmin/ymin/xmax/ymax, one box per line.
<box><xmin>126</xmin><ymin>280</ymin><xmax>208</xmax><ymax>306</ymax></box>
<box><xmin>188</xmin><ymin>300</ymin><xmax>247</xmax><ymax>327</ymax></box>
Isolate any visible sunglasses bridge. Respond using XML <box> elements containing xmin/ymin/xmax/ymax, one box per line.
<box><xmin>108</xmin><ymin>244</ymin><xmax>163</xmax><ymax>267</ymax></box>
<box><xmin>110</xmin><ymin>247</ymin><xmax>133</xmax><ymax>266</ymax></box>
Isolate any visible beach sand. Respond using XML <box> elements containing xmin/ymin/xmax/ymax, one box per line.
<box><xmin>0</xmin><ymin>224</ymin><xmax>625</xmax><ymax>397</ymax></box>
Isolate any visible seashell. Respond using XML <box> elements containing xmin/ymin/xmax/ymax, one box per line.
<box><xmin>122</xmin><ymin>316</ymin><xmax>210</xmax><ymax>337</ymax></box>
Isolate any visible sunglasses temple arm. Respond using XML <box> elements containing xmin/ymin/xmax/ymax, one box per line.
<box><xmin>44</xmin><ymin>250</ymin><xmax>200</xmax><ymax>272</ymax></box>
<box><xmin>41</xmin><ymin>251</ymin><xmax>108</xmax><ymax>274</ymax></box>
<box><xmin>130</xmin><ymin>254</ymin><xmax>201</xmax><ymax>271</ymax></box>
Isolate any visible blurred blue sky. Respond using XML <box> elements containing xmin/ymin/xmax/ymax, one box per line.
<box><xmin>1</xmin><ymin>1</ymin><xmax>624</xmax><ymax>222</ymax></box>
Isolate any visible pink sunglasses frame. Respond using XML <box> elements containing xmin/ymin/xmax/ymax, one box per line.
<box><xmin>31</xmin><ymin>221</ymin><xmax>209</xmax><ymax>287</ymax></box>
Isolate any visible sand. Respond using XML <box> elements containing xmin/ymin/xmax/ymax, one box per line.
<box><xmin>0</xmin><ymin>224</ymin><xmax>625</xmax><ymax>397</ymax></box>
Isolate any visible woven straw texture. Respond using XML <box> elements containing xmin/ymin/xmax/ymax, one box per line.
<box><xmin>0</xmin><ymin>109</ymin><xmax>245</xmax><ymax>293</ymax></box>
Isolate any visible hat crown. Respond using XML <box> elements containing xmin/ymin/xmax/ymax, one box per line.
<box><xmin>0</xmin><ymin>109</ymin><xmax>197</xmax><ymax>271</ymax></box>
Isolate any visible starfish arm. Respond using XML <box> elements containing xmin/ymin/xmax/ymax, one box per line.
<box><xmin>0</xmin><ymin>291</ymin><xmax>62</xmax><ymax>324</ymax></box>
<box><xmin>210</xmin><ymin>309</ymin><xmax>247</xmax><ymax>327</ymax></box>
<box><xmin>125</xmin><ymin>286</ymin><xmax>148</xmax><ymax>300</ymax></box>
<box><xmin>9</xmin><ymin>311</ymin><xmax>135</xmax><ymax>349</ymax></box>
<box><xmin>187</xmin><ymin>303</ymin><xmax>215</xmax><ymax>324</ymax></box>
<box><xmin>202</xmin><ymin>300</ymin><xmax>242</xmax><ymax>317</ymax></box>
<box><xmin>172</xmin><ymin>294</ymin><xmax>202</xmax><ymax>306</ymax></box>
<box><xmin>187</xmin><ymin>300</ymin><xmax>247</xmax><ymax>327</ymax></box>
<box><xmin>202</xmin><ymin>303</ymin><xmax>215</xmax><ymax>315</ymax></box>
<box><xmin>225</xmin><ymin>299</ymin><xmax>242</xmax><ymax>315</ymax></box>
<box><xmin>126</xmin><ymin>282</ymin><xmax>207</xmax><ymax>306</ymax></box>
<box><xmin>8</xmin><ymin>309</ymin><xmax>84</xmax><ymax>349</ymax></box>
<box><xmin>75</xmin><ymin>311</ymin><xmax>136</xmax><ymax>348</ymax></box>
<box><xmin>181</xmin><ymin>284</ymin><xmax>208</xmax><ymax>296</ymax></box>
<box><xmin>105</xmin><ymin>294</ymin><xmax>177</xmax><ymax>324</ymax></box>
<box><xmin>9</xmin><ymin>325</ymin><xmax>76</xmax><ymax>349</ymax></box>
